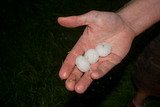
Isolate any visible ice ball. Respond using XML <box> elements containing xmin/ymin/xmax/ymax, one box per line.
<box><xmin>96</xmin><ymin>43</ymin><xmax>112</xmax><ymax>57</ymax></box>
<box><xmin>75</xmin><ymin>55</ymin><xmax>90</xmax><ymax>72</ymax></box>
<box><xmin>84</xmin><ymin>49</ymin><xmax>99</xmax><ymax>64</ymax></box>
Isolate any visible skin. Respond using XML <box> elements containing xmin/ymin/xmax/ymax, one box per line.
<box><xmin>58</xmin><ymin>0</ymin><xmax>160</xmax><ymax>94</ymax></box>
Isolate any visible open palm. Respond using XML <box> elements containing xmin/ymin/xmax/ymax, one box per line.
<box><xmin>58</xmin><ymin>11</ymin><xmax>136</xmax><ymax>93</ymax></box>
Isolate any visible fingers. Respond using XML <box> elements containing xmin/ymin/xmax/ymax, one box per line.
<box><xmin>59</xmin><ymin>47</ymin><xmax>84</xmax><ymax>79</ymax></box>
<box><xmin>57</xmin><ymin>15</ymin><xmax>88</xmax><ymax>28</ymax></box>
<box><xmin>65</xmin><ymin>67</ymin><xmax>83</xmax><ymax>91</ymax></box>
<box><xmin>91</xmin><ymin>53</ymin><xmax>122</xmax><ymax>79</ymax></box>
<box><xmin>65</xmin><ymin>68</ymin><xmax>93</xmax><ymax>94</ymax></box>
<box><xmin>65</xmin><ymin>53</ymin><xmax>122</xmax><ymax>93</ymax></box>
<box><xmin>75</xmin><ymin>71</ymin><xmax>93</xmax><ymax>94</ymax></box>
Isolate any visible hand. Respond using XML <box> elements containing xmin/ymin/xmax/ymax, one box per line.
<box><xmin>58</xmin><ymin>10</ymin><xmax>136</xmax><ymax>94</ymax></box>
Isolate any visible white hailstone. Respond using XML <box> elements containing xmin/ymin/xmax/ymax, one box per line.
<box><xmin>96</xmin><ymin>43</ymin><xmax>112</xmax><ymax>57</ymax></box>
<box><xmin>84</xmin><ymin>49</ymin><xmax>99</xmax><ymax>64</ymax></box>
<box><xmin>75</xmin><ymin>55</ymin><xmax>90</xmax><ymax>72</ymax></box>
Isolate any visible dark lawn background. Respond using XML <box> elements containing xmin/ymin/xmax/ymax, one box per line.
<box><xmin>0</xmin><ymin>0</ymin><xmax>160</xmax><ymax>106</ymax></box>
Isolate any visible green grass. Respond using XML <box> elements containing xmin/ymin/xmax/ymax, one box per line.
<box><xmin>0</xmin><ymin>0</ymin><xmax>160</xmax><ymax>106</ymax></box>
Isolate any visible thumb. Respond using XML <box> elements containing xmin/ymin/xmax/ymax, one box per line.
<box><xmin>57</xmin><ymin>13</ymin><xmax>89</xmax><ymax>28</ymax></box>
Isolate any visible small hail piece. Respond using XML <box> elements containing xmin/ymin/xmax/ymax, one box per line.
<box><xmin>95</xmin><ymin>43</ymin><xmax>112</xmax><ymax>57</ymax></box>
<box><xmin>75</xmin><ymin>55</ymin><xmax>90</xmax><ymax>72</ymax></box>
<box><xmin>84</xmin><ymin>49</ymin><xmax>99</xmax><ymax>64</ymax></box>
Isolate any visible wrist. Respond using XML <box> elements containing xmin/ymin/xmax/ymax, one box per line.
<box><xmin>117</xmin><ymin>0</ymin><xmax>160</xmax><ymax>36</ymax></box>
<box><xmin>116</xmin><ymin>12</ymin><xmax>137</xmax><ymax>39</ymax></box>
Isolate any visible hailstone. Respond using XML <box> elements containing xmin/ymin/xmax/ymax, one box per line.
<box><xmin>84</xmin><ymin>49</ymin><xmax>99</xmax><ymax>64</ymax></box>
<box><xmin>75</xmin><ymin>55</ymin><xmax>90</xmax><ymax>72</ymax></box>
<box><xmin>96</xmin><ymin>43</ymin><xmax>112</xmax><ymax>57</ymax></box>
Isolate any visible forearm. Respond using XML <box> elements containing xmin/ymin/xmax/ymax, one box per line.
<box><xmin>117</xmin><ymin>0</ymin><xmax>160</xmax><ymax>36</ymax></box>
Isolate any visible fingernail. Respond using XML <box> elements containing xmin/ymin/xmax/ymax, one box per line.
<box><xmin>66</xmin><ymin>81</ymin><xmax>75</xmax><ymax>91</ymax></box>
<box><xmin>59</xmin><ymin>72</ymin><xmax>68</xmax><ymax>80</ymax></box>
<box><xmin>75</xmin><ymin>85</ymin><xmax>85</xmax><ymax>94</ymax></box>
<box><xmin>91</xmin><ymin>72</ymin><xmax>99</xmax><ymax>79</ymax></box>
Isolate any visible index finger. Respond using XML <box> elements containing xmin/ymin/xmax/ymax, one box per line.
<box><xmin>59</xmin><ymin>44</ymin><xmax>84</xmax><ymax>80</ymax></box>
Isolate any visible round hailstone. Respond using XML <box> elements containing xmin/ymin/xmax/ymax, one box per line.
<box><xmin>84</xmin><ymin>49</ymin><xmax>99</xmax><ymax>64</ymax></box>
<box><xmin>75</xmin><ymin>55</ymin><xmax>90</xmax><ymax>72</ymax></box>
<box><xmin>96</xmin><ymin>43</ymin><xmax>112</xmax><ymax>57</ymax></box>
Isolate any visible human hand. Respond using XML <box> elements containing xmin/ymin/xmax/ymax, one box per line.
<box><xmin>58</xmin><ymin>11</ymin><xmax>136</xmax><ymax>93</ymax></box>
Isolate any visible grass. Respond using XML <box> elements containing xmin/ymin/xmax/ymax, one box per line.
<box><xmin>0</xmin><ymin>0</ymin><xmax>160</xmax><ymax>106</ymax></box>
